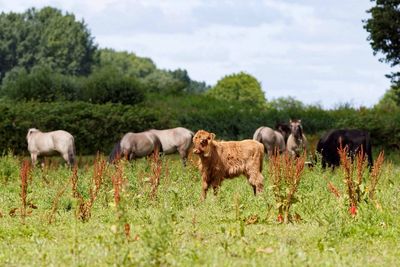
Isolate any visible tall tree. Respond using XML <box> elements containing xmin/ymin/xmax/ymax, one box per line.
<box><xmin>98</xmin><ymin>48</ymin><xmax>156</xmax><ymax>78</ymax></box>
<box><xmin>364</xmin><ymin>0</ymin><xmax>400</xmax><ymax>85</ymax></box>
<box><xmin>0</xmin><ymin>7</ymin><xmax>98</xmax><ymax>80</ymax></box>
<box><xmin>207</xmin><ymin>72</ymin><xmax>266</xmax><ymax>107</ymax></box>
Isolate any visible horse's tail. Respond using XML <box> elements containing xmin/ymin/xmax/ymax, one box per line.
<box><xmin>108</xmin><ymin>141</ymin><xmax>122</xmax><ymax>163</ymax></box>
<box><xmin>68</xmin><ymin>140</ymin><xmax>76</xmax><ymax>166</ymax></box>
<box><xmin>253</xmin><ymin>127</ymin><xmax>263</xmax><ymax>143</ymax></box>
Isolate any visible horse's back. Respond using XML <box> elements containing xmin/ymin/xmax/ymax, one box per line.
<box><xmin>121</xmin><ymin>132</ymin><xmax>160</xmax><ymax>158</ymax></box>
<box><xmin>50</xmin><ymin>130</ymin><xmax>74</xmax><ymax>151</ymax></box>
<box><xmin>149</xmin><ymin>127</ymin><xmax>193</xmax><ymax>154</ymax></box>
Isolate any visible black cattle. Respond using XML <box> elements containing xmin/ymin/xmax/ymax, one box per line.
<box><xmin>316</xmin><ymin>129</ymin><xmax>373</xmax><ymax>169</ymax></box>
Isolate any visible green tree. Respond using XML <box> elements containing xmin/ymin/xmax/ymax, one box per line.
<box><xmin>98</xmin><ymin>48</ymin><xmax>156</xmax><ymax>78</ymax></box>
<box><xmin>0</xmin><ymin>7</ymin><xmax>98</xmax><ymax>80</ymax></box>
<box><xmin>207</xmin><ymin>72</ymin><xmax>266</xmax><ymax>107</ymax></box>
<box><xmin>364</xmin><ymin>0</ymin><xmax>400</xmax><ymax>86</ymax></box>
<box><xmin>0</xmin><ymin>65</ymin><xmax>79</xmax><ymax>102</ymax></box>
<box><xmin>80</xmin><ymin>65</ymin><xmax>145</xmax><ymax>105</ymax></box>
<box><xmin>98</xmin><ymin>49</ymin><xmax>209</xmax><ymax>95</ymax></box>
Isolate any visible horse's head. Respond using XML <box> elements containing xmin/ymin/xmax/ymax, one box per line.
<box><xmin>193</xmin><ymin>130</ymin><xmax>215</xmax><ymax>157</ymax></box>
<box><xmin>289</xmin><ymin>119</ymin><xmax>303</xmax><ymax>139</ymax></box>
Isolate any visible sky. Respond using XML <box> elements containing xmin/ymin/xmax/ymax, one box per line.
<box><xmin>0</xmin><ymin>0</ymin><xmax>394</xmax><ymax>108</ymax></box>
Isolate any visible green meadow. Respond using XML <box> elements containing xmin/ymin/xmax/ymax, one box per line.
<box><xmin>0</xmin><ymin>152</ymin><xmax>399</xmax><ymax>267</ymax></box>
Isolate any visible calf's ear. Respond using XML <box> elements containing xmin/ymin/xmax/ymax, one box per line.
<box><xmin>211</xmin><ymin>133</ymin><xmax>216</xmax><ymax>140</ymax></box>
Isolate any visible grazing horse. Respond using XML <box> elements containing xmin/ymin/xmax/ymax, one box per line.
<box><xmin>286</xmin><ymin>120</ymin><xmax>307</xmax><ymax>157</ymax></box>
<box><xmin>316</xmin><ymin>129</ymin><xmax>373</xmax><ymax>169</ymax></box>
<box><xmin>148</xmin><ymin>127</ymin><xmax>194</xmax><ymax>166</ymax></box>
<box><xmin>253</xmin><ymin>126</ymin><xmax>285</xmax><ymax>156</ymax></box>
<box><xmin>109</xmin><ymin>131</ymin><xmax>162</xmax><ymax>162</ymax></box>
<box><xmin>26</xmin><ymin>128</ymin><xmax>75</xmax><ymax>165</ymax></box>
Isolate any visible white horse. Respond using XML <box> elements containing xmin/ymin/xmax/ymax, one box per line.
<box><xmin>26</xmin><ymin>128</ymin><xmax>76</xmax><ymax>165</ymax></box>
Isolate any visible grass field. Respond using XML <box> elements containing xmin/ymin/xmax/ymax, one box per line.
<box><xmin>0</xmin><ymin>152</ymin><xmax>399</xmax><ymax>266</ymax></box>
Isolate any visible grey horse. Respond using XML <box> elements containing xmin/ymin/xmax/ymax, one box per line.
<box><xmin>253</xmin><ymin>126</ymin><xmax>286</xmax><ymax>156</ymax></box>
<box><xmin>148</xmin><ymin>127</ymin><xmax>194</xmax><ymax>166</ymax></box>
<box><xmin>109</xmin><ymin>131</ymin><xmax>162</xmax><ymax>162</ymax></box>
<box><xmin>286</xmin><ymin>120</ymin><xmax>308</xmax><ymax>157</ymax></box>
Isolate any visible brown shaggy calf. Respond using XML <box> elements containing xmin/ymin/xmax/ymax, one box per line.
<box><xmin>193</xmin><ymin>130</ymin><xmax>264</xmax><ymax>200</ymax></box>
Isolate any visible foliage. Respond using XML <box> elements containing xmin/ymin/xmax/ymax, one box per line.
<box><xmin>0</xmin><ymin>7</ymin><xmax>98</xmax><ymax>80</ymax></box>
<box><xmin>98</xmin><ymin>49</ymin><xmax>209</xmax><ymax>95</ymax></box>
<box><xmin>364</xmin><ymin>0</ymin><xmax>400</xmax><ymax>87</ymax></box>
<box><xmin>0</xmin><ymin>65</ymin><xmax>145</xmax><ymax>104</ymax></box>
<box><xmin>0</xmin><ymin>65</ymin><xmax>79</xmax><ymax>102</ymax></box>
<box><xmin>207</xmin><ymin>72</ymin><xmax>266</xmax><ymax>107</ymax></box>
<box><xmin>375</xmin><ymin>85</ymin><xmax>400</xmax><ymax>108</ymax></box>
<box><xmin>0</xmin><ymin>95</ymin><xmax>399</xmax><ymax>156</ymax></box>
<box><xmin>79</xmin><ymin>65</ymin><xmax>145</xmax><ymax>104</ymax></box>
<box><xmin>98</xmin><ymin>48</ymin><xmax>156</xmax><ymax>78</ymax></box>
<box><xmin>269</xmin><ymin>152</ymin><xmax>306</xmax><ymax>223</ymax></box>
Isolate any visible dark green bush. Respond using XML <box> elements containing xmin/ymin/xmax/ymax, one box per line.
<box><xmin>0</xmin><ymin>95</ymin><xmax>398</xmax><ymax>156</ymax></box>
<box><xmin>80</xmin><ymin>66</ymin><xmax>145</xmax><ymax>104</ymax></box>
<box><xmin>0</xmin><ymin>65</ymin><xmax>79</xmax><ymax>102</ymax></box>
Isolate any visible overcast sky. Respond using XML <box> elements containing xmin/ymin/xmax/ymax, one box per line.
<box><xmin>1</xmin><ymin>0</ymin><xmax>393</xmax><ymax>108</ymax></box>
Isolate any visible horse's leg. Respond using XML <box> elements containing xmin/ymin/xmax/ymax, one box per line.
<box><xmin>178</xmin><ymin>146</ymin><xmax>188</xmax><ymax>167</ymax></box>
<box><xmin>61</xmin><ymin>152</ymin><xmax>70</xmax><ymax>165</ymax></box>
<box><xmin>39</xmin><ymin>157</ymin><xmax>46</xmax><ymax>169</ymax></box>
<box><xmin>30</xmin><ymin>153</ymin><xmax>38</xmax><ymax>166</ymax></box>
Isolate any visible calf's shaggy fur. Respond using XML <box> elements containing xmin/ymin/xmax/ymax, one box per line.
<box><xmin>193</xmin><ymin>130</ymin><xmax>264</xmax><ymax>200</ymax></box>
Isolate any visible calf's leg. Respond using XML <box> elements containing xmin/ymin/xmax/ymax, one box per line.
<box><xmin>247</xmin><ymin>171</ymin><xmax>264</xmax><ymax>195</ymax></box>
<box><xmin>201</xmin><ymin>179</ymin><xmax>209</xmax><ymax>201</ymax></box>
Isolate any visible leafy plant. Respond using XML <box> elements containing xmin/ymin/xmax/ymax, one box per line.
<box><xmin>269</xmin><ymin>151</ymin><xmax>306</xmax><ymax>223</ymax></box>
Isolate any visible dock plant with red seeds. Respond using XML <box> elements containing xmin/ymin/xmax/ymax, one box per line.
<box><xmin>329</xmin><ymin>143</ymin><xmax>385</xmax><ymax>217</ymax></box>
<box><xmin>269</xmin><ymin>150</ymin><xmax>306</xmax><ymax>224</ymax></box>
<box><xmin>71</xmin><ymin>154</ymin><xmax>107</xmax><ymax>222</ymax></box>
